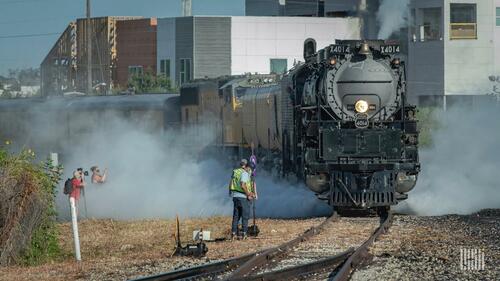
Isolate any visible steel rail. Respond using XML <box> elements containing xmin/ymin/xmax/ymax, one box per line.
<box><xmin>236</xmin><ymin>248</ymin><xmax>354</xmax><ymax>281</ymax></box>
<box><xmin>227</xmin><ymin>213</ymin><xmax>393</xmax><ymax>281</ymax></box>
<box><xmin>225</xmin><ymin>214</ymin><xmax>340</xmax><ymax>280</ymax></box>
<box><xmin>131</xmin><ymin>251</ymin><xmax>262</xmax><ymax>281</ymax></box>
<box><xmin>329</xmin><ymin>212</ymin><xmax>393</xmax><ymax>281</ymax></box>
<box><xmin>130</xmin><ymin>214</ymin><xmax>338</xmax><ymax>281</ymax></box>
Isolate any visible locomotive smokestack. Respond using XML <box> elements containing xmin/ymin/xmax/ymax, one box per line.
<box><xmin>303</xmin><ymin>38</ymin><xmax>317</xmax><ymax>61</ymax></box>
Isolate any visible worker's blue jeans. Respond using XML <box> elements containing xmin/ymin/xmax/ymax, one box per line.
<box><xmin>231</xmin><ymin>197</ymin><xmax>250</xmax><ymax>234</ymax></box>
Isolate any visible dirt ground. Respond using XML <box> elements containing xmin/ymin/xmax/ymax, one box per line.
<box><xmin>0</xmin><ymin>216</ymin><xmax>323</xmax><ymax>281</ymax></box>
<box><xmin>0</xmin><ymin>211</ymin><xmax>498</xmax><ymax>281</ymax></box>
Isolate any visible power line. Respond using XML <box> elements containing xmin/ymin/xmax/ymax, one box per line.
<box><xmin>0</xmin><ymin>17</ymin><xmax>61</xmax><ymax>25</ymax></box>
<box><xmin>0</xmin><ymin>0</ymin><xmax>62</xmax><ymax>5</ymax></box>
<box><xmin>0</xmin><ymin>32</ymin><xmax>59</xmax><ymax>39</ymax></box>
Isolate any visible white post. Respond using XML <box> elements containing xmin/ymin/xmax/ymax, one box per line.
<box><xmin>69</xmin><ymin>197</ymin><xmax>82</xmax><ymax>261</ymax></box>
<box><xmin>181</xmin><ymin>0</ymin><xmax>192</xmax><ymax>17</ymax></box>
<box><xmin>50</xmin><ymin>153</ymin><xmax>58</xmax><ymax>168</ymax></box>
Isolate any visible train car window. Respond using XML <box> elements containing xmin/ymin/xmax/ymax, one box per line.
<box><xmin>180</xmin><ymin>87</ymin><xmax>199</xmax><ymax>106</ymax></box>
<box><xmin>270</xmin><ymin>59</ymin><xmax>288</xmax><ymax>74</ymax></box>
<box><xmin>236</xmin><ymin>88</ymin><xmax>246</xmax><ymax>98</ymax></box>
<box><xmin>223</xmin><ymin>87</ymin><xmax>232</xmax><ymax>104</ymax></box>
<box><xmin>218</xmin><ymin>80</ymin><xmax>226</xmax><ymax>98</ymax></box>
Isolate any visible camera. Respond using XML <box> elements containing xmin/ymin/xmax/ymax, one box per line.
<box><xmin>77</xmin><ymin>168</ymin><xmax>89</xmax><ymax>177</ymax></box>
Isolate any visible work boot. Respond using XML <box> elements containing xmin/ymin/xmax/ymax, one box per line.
<box><xmin>231</xmin><ymin>232</ymin><xmax>237</xmax><ymax>241</ymax></box>
<box><xmin>241</xmin><ymin>232</ymin><xmax>248</xmax><ymax>240</ymax></box>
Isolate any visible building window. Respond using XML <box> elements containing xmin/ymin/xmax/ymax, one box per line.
<box><xmin>179</xmin><ymin>58</ymin><xmax>192</xmax><ymax>85</ymax></box>
<box><xmin>128</xmin><ymin>66</ymin><xmax>143</xmax><ymax>77</ymax></box>
<box><xmin>417</xmin><ymin>8</ymin><xmax>442</xmax><ymax>42</ymax></box>
<box><xmin>160</xmin><ymin>59</ymin><xmax>171</xmax><ymax>78</ymax></box>
<box><xmin>450</xmin><ymin>4</ymin><xmax>477</xmax><ymax>40</ymax></box>
<box><xmin>496</xmin><ymin>7</ymin><xmax>500</xmax><ymax>26</ymax></box>
<box><xmin>270</xmin><ymin>59</ymin><xmax>287</xmax><ymax>74</ymax></box>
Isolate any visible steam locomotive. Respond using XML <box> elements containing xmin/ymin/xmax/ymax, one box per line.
<box><xmin>181</xmin><ymin>40</ymin><xmax>420</xmax><ymax>214</ymax></box>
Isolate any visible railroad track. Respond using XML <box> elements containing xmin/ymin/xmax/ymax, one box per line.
<box><xmin>131</xmin><ymin>213</ymin><xmax>393</xmax><ymax>281</ymax></box>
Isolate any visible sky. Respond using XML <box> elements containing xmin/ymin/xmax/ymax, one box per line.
<box><xmin>0</xmin><ymin>0</ymin><xmax>244</xmax><ymax>75</ymax></box>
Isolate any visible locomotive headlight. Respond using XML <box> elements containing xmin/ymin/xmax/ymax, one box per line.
<box><xmin>354</xmin><ymin>100</ymin><xmax>369</xmax><ymax>113</ymax></box>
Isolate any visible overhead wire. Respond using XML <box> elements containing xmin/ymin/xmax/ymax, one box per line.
<box><xmin>0</xmin><ymin>0</ymin><xmax>64</xmax><ymax>5</ymax></box>
<box><xmin>0</xmin><ymin>17</ymin><xmax>65</xmax><ymax>25</ymax></box>
<box><xmin>0</xmin><ymin>32</ymin><xmax>60</xmax><ymax>39</ymax></box>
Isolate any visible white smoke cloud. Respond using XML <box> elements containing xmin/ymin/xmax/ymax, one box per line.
<box><xmin>376</xmin><ymin>0</ymin><xmax>410</xmax><ymax>39</ymax></box>
<box><xmin>397</xmin><ymin>106</ymin><xmax>500</xmax><ymax>216</ymax></box>
<box><xmin>55</xmin><ymin>114</ymin><xmax>330</xmax><ymax>220</ymax></box>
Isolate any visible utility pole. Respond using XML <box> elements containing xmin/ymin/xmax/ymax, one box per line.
<box><xmin>86</xmin><ymin>0</ymin><xmax>92</xmax><ymax>94</ymax></box>
<box><xmin>181</xmin><ymin>0</ymin><xmax>192</xmax><ymax>17</ymax></box>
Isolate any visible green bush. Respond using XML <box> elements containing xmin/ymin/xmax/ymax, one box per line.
<box><xmin>0</xmin><ymin>144</ymin><xmax>63</xmax><ymax>266</ymax></box>
<box><xmin>21</xmin><ymin>157</ymin><xmax>63</xmax><ymax>265</ymax></box>
<box><xmin>417</xmin><ymin>107</ymin><xmax>442</xmax><ymax>148</ymax></box>
<box><xmin>128</xmin><ymin>70</ymin><xmax>174</xmax><ymax>93</ymax></box>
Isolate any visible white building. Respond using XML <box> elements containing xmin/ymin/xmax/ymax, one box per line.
<box><xmin>408</xmin><ymin>0</ymin><xmax>499</xmax><ymax>107</ymax></box>
<box><xmin>157</xmin><ymin>16</ymin><xmax>361</xmax><ymax>86</ymax></box>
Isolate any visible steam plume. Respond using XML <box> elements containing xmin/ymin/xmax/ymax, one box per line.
<box><xmin>54</xmin><ymin>115</ymin><xmax>330</xmax><ymax>220</ymax></box>
<box><xmin>376</xmin><ymin>0</ymin><xmax>410</xmax><ymax>39</ymax></box>
<box><xmin>397</xmin><ymin>106</ymin><xmax>500</xmax><ymax>216</ymax></box>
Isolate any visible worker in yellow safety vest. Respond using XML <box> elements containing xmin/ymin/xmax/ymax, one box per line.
<box><xmin>229</xmin><ymin>159</ymin><xmax>255</xmax><ymax>240</ymax></box>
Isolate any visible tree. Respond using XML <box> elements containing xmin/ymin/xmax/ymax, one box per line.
<box><xmin>127</xmin><ymin>69</ymin><xmax>174</xmax><ymax>93</ymax></box>
<box><xmin>6</xmin><ymin>68</ymin><xmax>40</xmax><ymax>86</ymax></box>
<box><xmin>0</xmin><ymin>89</ymin><xmax>13</xmax><ymax>99</ymax></box>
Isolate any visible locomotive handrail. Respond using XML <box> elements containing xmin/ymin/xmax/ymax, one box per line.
<box><xmin>368</xmin><ymin>105</ymin><xmax>387</xmax><ymax>121</ymax></box>
<box><xmin>401</xmin><ymin>62</ymin><xmax>408</xmax><ymax>160</ymax></box>
<box><xmin>320</xmin><ymin>105</ymin><xmax>337</xmax><ymax>120</ymax></box>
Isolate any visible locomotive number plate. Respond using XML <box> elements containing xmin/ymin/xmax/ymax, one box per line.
<box><xmin>355</xmin><ymin>113</ymin><xmax>369</xmax><ymax>128</ymax></box>
<box><xmin>331</xmin><ymin>45</ymin><xmax>351</xmax><ymax>54</ymax></box>
<box><xmin>380</xmin><ymin>45</ymin><xmax>400</xmax><ymax>54</ymax></box>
